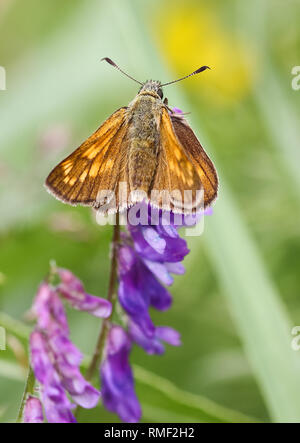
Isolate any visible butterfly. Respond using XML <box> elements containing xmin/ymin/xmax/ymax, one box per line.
<box><xmin>45</xmin><ymin>58</ymin><xmax>218</xmax><ymax>214</ymax></box>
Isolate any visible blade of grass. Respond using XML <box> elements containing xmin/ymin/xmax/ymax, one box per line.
<box><xmin>0</xmin><ymin>312</ymin><xmax>31</xmax><ymax>338</ymax></box>
<box><xmin>202</xmin><ymin>186</ymin><xmax>300</xmax><ymax>422</ymax></box>
<box><xmin>0</xmin><ymin>360</ymin><xmax>25</xmax><ymax>382</ymax></box>
<box><xmin>237</xmin><ymin>0</ymin><xmax>300</xmax><ymax>199</ymax></box>
<box><xmin>134</xmin><ymin>365</ymin><xmax>259</xmax><ymax>423</ymax></box>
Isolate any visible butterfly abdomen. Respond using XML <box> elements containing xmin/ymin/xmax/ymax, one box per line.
<box><xmin>127</xmin><ymin>95</ymin><xmax>161</xmax><ymax>194</ymax></box>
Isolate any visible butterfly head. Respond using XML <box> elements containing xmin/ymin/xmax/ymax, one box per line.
<box><xmin>138</xmin><ymin>80</ymin><xmax>163</xmax><ymax>99</ymax></box>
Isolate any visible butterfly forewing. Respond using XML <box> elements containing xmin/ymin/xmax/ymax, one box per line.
<box><xmin>45</xmin><ymin>107</ymin><xmax>128</xmax><ymax>206</ymax></box>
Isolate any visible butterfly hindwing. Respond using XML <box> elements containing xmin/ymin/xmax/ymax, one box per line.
<box><xmin>151</xmin><ymin>108</ymin><xmax>204</xmax><ymax>212</ymax></box>
<box><xmin>170</xmin><ymin>114</ymin><xmax>218</xmax><ymax>207</ymax></box>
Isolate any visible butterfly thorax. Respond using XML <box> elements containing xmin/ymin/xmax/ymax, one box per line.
<box><xmin>126</xmin><ymin>89</ymin><xmax>163</xmax><ymax>194</ymax></box>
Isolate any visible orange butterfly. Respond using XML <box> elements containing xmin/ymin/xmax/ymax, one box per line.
<box><xmin>46</xmin><ymin>58</ymin><xmax>218</xmax><ymax>214</ymax></box>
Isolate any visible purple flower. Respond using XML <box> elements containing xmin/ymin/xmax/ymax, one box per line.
<box><xmin>172</xmin><ymin>107</ymin><xmax>183</xmax><ymax>115</ymax></box>
<box><xmin>41</xmin><ymin>389</ymin><xmax>76</xmax><ymax>424</ymax></box>
<box><xmin>48</xmin><ymin>333</ymin><xmax>100</xmax><ymax>409</ymax></box>
<box><xmin>129</xmin><ymin>321</ymin><xmax>181</xmax><ymax>355</ymax></box>
<box><xmin>30</xmin><ymin>274</ymin><xmax>106</xmax><ymax>423</ymax></box>
<box><xmin>57</xmin><ymin>268</ymin><xmax>112</xmax><ymax>318</ymax></box>
<box><xmin>128</xmin><ymin>216</ymin><xmax>189</xmax><ymax>264</ymax></box>
<box><xmin>30</xmin><ymin>330</ymin><xmax>77</xmax><ymax>423</ymax></box>
<box><xmin>141</xmin><ymin>258</ymin><xmax>184</xmax><ymax>286</ymax></box>
<box><xmin>33</xmin><ymin>283</ymin><xmax>69</xmax><ymax>335</ymax></box>
<box><xmin>101</xmin><ymin>325</ymin><xmax>141</xmax><ymax>423</ymax></box>
<box><xmin>30</xmin><ymin>330</ymin><xmax>56</xmax><ymax>386</ymax></box>
<box><xmin>116</xmin><ymin>204</ymin><xmax>186</xmax><ymax>350</ymax></box>
<box><xmin>23</xmin><ymin>396</ymin><xmax>44</xmax><ymax>423</ymax></box>
<box><xmin>118</xmin><ymin>244</ymin><xmax>172</xmax><ymax>336</ymax></box>
<box><xmin>126</xmin><ymin>204</ymin><xmax>191</xmax><ymax>288</ymax></box>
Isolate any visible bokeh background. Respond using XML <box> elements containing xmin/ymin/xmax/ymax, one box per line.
<box><xmin>1</xmin><ymin>0</ymin><xmax>300</xmax><ymax>423</ymax></box>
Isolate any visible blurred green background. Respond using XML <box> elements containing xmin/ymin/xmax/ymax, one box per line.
<box><xmin>1</xmin><ymin>0</ymin><xmax>300</xmax><ymax>423</ymax></box>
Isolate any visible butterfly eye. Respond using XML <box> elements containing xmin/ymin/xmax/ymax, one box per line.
<box><xmin>157</xmin><ymin>88</ymin><xmax>163</xmax><ymax>99</ymax></box>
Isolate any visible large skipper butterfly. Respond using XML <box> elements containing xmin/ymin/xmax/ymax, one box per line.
<box><xmin>46</xmin><ymin>58</ymin><xmax>218</xmax><ymax>214</ymax></box>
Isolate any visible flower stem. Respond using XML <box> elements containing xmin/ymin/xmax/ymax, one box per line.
<box><xmin>85</xmin><ymin>212</ymin><xmax>120</xmax><ymax>381</ymax></box>
<box><xmin>16</xmin><ymin>365</ymin><xmax>36</xmax><ymax>423</ymax></box>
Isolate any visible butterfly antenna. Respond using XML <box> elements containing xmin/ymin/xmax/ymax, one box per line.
<box><xmin>161</xmin><ymin>66</ymin><xmax>210</xmax><ymax>87</ymax></box>
<box><xmin>101</xmin><ymin>57</ymin><xmax>143</xmax><ymax>86</ymax></box>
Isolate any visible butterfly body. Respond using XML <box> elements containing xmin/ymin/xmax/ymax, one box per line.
<box><xmin>46</xmin><ymin>77</ymin><xmax>218</xmax><ymax>214</ymax></box>
<box><xmin>127</xmin><ymin>83</ymin><xmax>162</xmax><ymax>193</ymax></box>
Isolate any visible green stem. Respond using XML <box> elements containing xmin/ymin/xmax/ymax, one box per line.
<box><xmin>16</xmin><ymin>365</ymin><xmax>36</xmax><ymax>423</ymax></box>
<box><xmin>75</xmin><ymin>214</ymin><xmax>120</xmax><ymax>420</ymax></box>
<box><xmin>85</xmin><ymin>212</ymin><xmax>120</xmax><ymax>381</ymax></box>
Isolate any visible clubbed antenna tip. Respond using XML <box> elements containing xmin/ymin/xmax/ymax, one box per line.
<box><xmin>195</xmin><ymin>66</ymin><xmax>211</xmax><ymax>74</ymax></box>
<box><xmin>101</xmin><ymin>57</ymin><xmax>143</xmax><ymax>86</ymax></box>
<box><xmin>101</xmin><ymin>57</ymin><xmax>117</xmax><ymax>67</ymax></box>
<box><xmin>161</xmin><ymin>65</ymin><xmax>211</xmax><ymax>87</ymax></box>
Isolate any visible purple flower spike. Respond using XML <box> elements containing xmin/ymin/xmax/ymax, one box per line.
<box><xmin>31</xmin><ymin>328</ymin><xmax>101</xmax><ymax>415</ymax></box>
<box><xmin>118</xmin><ymin>245</ymin><xmax>172</xmax><ymax>336</ymax></box>
<box><xmin>30</xmin><ymin>274</ymin><xmax>102</xmax><ymax>422</ymax></box>
<box><xmin>101</xmin><ymin>326</ymin><xmax>141</xmax><ymax>423</ymax></box>
<box><xmin>24</xmin><ymin>396</ymin><xmax>44</xmax><ymax>423</ymax></box>
<box><xmin>115</xmin><ymin>202</ymin><xmax>187</xmax><ymax>363</ymax></box>
<box><xmin>129</xmin><ymin>321</ymin><xmax>181</xmax><ymax>355</ymax></box>
<box><xmin>57</xmin><ymin>268</ymin><xmax>112</xmax><ymax>318</ymax></box>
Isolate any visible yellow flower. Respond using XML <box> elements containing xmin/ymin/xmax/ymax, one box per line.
<box><xmin>152</xmin><ymin>2</ymin><xmax>256</xmax><ymax>106</ymax></box>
